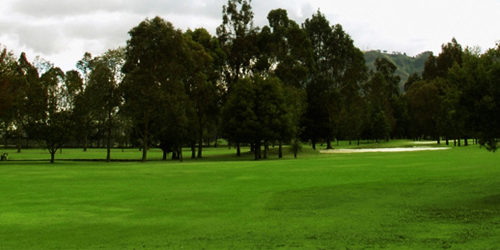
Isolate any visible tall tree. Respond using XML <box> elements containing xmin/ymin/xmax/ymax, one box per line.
<box><xmin>364</xmin><ymin>58</ymin><xmax>401</xmax><ymax>141</ymax></box>
<box><xmin>221</xmin><ymin>75</ymin><xmax>295</xmax><ymax>160</ymax></box>
<box><xmin>27</xmin><ymin>66</ymin><xmax>75</xmax><ymax>163</ymax></box>
<box><xmin>184</xmin><ymin>29</ymin><xmax>223</xmax><ymax>158</ymax></box>
<box><xmin>86</xmin><ymin>49</ymin><xmax>124</xmax><ymax>161</ymax></box>
<box><xmin>256</xmin><ymin>9</ymin><xmax>311</xmax><ymax>155</ymax></box>
<box><xmin>475</xmin><ymin>44</ymin><xmax>500</xmax><ymax>150</ymax></box>
<box><xmin>0</xmin><ymin>47</ymin><xmax>17</xmax><ymax>121</ymax></box>
<box><xmin>301</xmin><ymin>11</ymin><xmax>367</xmax><ymax>148</ymax></box>
<box><xmin>216</xmin><ymin>0</ymin><xmax>258</xmax><ymax>90</ymax></box>
<box><xmin>122</xmin><ymin>17</ymin><xmax>189</xmax><ymax>161</ymax></box>
<box><xmin>74</xmin><ymin>52</ymin><xmax>95</xmax><ymax>151</ymax></box>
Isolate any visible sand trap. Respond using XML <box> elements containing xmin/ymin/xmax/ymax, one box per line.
<box><xmin>412</xmin><ymin>141</ymin><xmax>438</xmax><ymax>145</ymax></box>
<box><xmin>320</xmin><ymin>147</ymin><xmax>450</xmax><ymax>154</ymax></box>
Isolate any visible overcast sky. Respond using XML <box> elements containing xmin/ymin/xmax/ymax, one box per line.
<box><xmin>1</xmin><ymin>0</ymin><xmax>499</xmax><ymax>72</ymax></box>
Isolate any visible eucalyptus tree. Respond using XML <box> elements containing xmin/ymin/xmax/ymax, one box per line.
<box><xmin>221</xmin><ymin>75</ymin><xmax>294</xmax><ymax>160</ymax></box>
<box><xmin>216</xmin><ymin>0</ymin><xmax>260</xmax><ymax>155</ymax></box>
<box><xmin>255</xmin><ymin>9</ymin><xmax>311</xmax><ymax>155</ymax></box>
<box><xmin>216</xmin><ymin>0</ymin><xmax>259</xmax><ymax>90</ymax></box>
<box><xmin>301</xmin><ymin>11</ymin><xmax>367</xmax><ymax>148</ymax></box>
<box><xmin>473</xmin><ymin>44</ymin><xmax>500</xmax><ymax>150</ymax></box>
<box><xmin>25</xmin><ymin>65</ymin><xmax>76</xmax><ymax>163</ymax></box>
<box><xmin>85</xmin><ymin>48</ymin><xmax>124</xmax><ymax>161</ymax></box>
<box><xmin>12</xmin><ymin>53</ymin><xmax>45</xmax><ymax>152</ymax></box>
<box><xmin>183</xmin><ymin>28</ymin><xmax>224</xmax><ymax>158</ymax></box>
<box><xmin>0</xmin><ymin>47</ymin><xmax>19</xmax><ymax>148</ymax></box>
<box><xmin>364</xmin><ymin>57</ymin><xmax>401</xmax><ymax>141</ymax></box>
<box><xmin>72</xmin><ymin>52</ymin><xmax>95</xmax><ymax>151</ymax></box>
<box><xmin>122</xmin><ymin>17</ymin><xmax>191</xmax><ymax>161</ymax></box>
<box><xmin>414</xmin><ymin>39</ymin><xmax>465</xmax><ymax>144</ymax></box>
<box><xmin>0</xmin><ymin>47</ymin><xmax>16</xmax><ymax>120</ymax></box>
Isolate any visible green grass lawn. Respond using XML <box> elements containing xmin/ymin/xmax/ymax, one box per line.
<box><xmin>1</xmin><ymin>141</ymin><xmax>499</xmax><ymax>249</ymax></box>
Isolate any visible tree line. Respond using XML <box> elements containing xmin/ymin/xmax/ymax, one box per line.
<box><xmin>1</xmin><ymin>0</ymin><xmax>499</xmax><ymax>163</ymax></box>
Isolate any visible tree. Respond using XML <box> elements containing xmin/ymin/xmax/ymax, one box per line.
<box><xmin>184</xmin><ymin>29</ymin><xmax>223</xmax><ymax>158</ymax></box>
<box><xmin>257</xmin><ymin>9</ymin><xmax>314</xmax><ymax>88</ymax></box>
<box><xmin>27</xmin><ymin>66</ymin><xmax>75</xmax><ymax>163</ymax></box>
<box><xmin>0</xmin><ymin>47</ymin><xmax>17</xmax><ymax>121</ymax></box>
<box><xmin>476</xmin><ymin>44</ymin><xmax>500</xmax><ymax>150</ymax></box>
<box><xmin>217</xmin><ymin>0</ymin><xmax>258</xmax><ymax>89</ymax></box>
<box><xmin>301</xmin><ymin>11</ymin><xmax>367</xmax><ymax>148</ymax></box>
<box><xmin>404</xmin><ymin>72</ymin><xmax>421</xmax><ymax>92</ymax></box>
<box><xmin>448</xmin><ymin>44</ymin><xmax>497</xmax><ymax>149</ymax></box>
<box><xmin>364</xmin><ymin>58</ymin><xmax>401</xmax><ymax>141</ymax></box>
<box><xmin>405</xmin><ymin>79</ymin><xmax>441</xmax><ymax>140</ymax></box>
<box><xmin>221</xmin><ymin>75</ymin><xmax>294</xmax><ymax>160</ymax></box>
<box><xmin>257</xmin><ymin>9</ymin><xmax>311</xmax><ymax>156</ymax></box>
<box><xmin>86</xmin><ymin>49</ymin><xmax>124</xmax><ymax>161</ymax></box>
<box><xmin>122</xmin><ymin>17</ymin><xmax>189</xmax><ymax>161</ymax></box>
<box><xmin>13</xmin><ymin>53</ymin><xmax>45</xmax><ymax>152</ymax></box>
<box><xmin>0</xmin><ymin>47</ymin><xmax>19</xmax><ymax>149</ymax></box>
<box><xmin>74</xmin><ymin>52</ymin><xmax>95</xmax><ymax>151</ymax></box>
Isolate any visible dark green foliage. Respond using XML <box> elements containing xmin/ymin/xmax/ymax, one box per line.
<box><xmin>122</xmin><ymin>17</ymin><xmax>190</xmax><ymax>161</ymax></box>
<box><xmin>301</xmin><ymin>10</ymin><xmax>368</xmax><ymax>149</ymax></box>
<box><xmin>221</xmin><ymin>76</ymin><xmax>297</xmax><ymax>160</ymax></box>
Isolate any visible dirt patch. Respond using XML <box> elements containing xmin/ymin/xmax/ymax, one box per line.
<box><xmin>320</xmin><ymin>147</ymin><xmax>450</xmax><ymax>154</ymax></box>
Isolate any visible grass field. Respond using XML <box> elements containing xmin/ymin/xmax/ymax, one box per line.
<box><xmin>1</xmin><ymin>141</ymin><xmax>500</xmax><ymax>249</ymax></box>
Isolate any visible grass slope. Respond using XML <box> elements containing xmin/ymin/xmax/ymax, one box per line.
<box><xmin>1</xmin><ymin>142</ymin><xmax>499</xmax><ymax>249</ymax></box>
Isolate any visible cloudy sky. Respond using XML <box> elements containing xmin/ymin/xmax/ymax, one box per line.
<box><xmin>1</xmin><ymin>0</ymin><xmax>499</xmax><ymax>71</ymax></box>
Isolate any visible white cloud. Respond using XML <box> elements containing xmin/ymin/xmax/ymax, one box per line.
<box><xmin>0</xmin><ymin>0</ymin><xmax>499</xmax><ymax>71</ymax></box>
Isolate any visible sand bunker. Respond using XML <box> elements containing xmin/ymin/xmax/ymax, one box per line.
<box><xmin>412</xmin><ymin>141</ymin><xmax>438</xmax><ymax>145</ymax></box>
<box><xmin>320</xmin><ymin>147</ymin><xmax>450</xmax><ymax>154</ymax></box>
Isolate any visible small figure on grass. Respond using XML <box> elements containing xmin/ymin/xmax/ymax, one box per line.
<box><xmin>1</xmin><ymin>153</ymin><xmax>8</xmax><ymax>161</ymax></box>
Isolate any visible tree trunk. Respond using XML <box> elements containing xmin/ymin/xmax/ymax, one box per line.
<box><xmin>17</xmin><ymin>128</ymin><xmax>21</xmax><ymax>153</ymax></box>
<box><xmin>50</xmin><ymin>149</ymin><xmax>55</xmax><ymax>163</ymax></box>
<box><xmin>106</xmin><ymin>109</ymin><xmax>113</xmax><ymax>162</ymax></box>
<box><xmin>312</xmin><ymin>140</ymin><xmax>316</xmax><ymax>150</ymax></box>
<box><xmin>106</xmin><ymin>131</ymin><xmax>111</xmax><ymax>162</ymax></box>
<box><xmin>179</xmin><ymin>146</ymin><xmax>183</xmax><ymax>162</ymax></box>
<box><xmin>263</xmin><ymin>142</ymin><xmax>268</xmax><ymax>159</ymax></box>
<box><xmin>326</xmin><ymin>140</ymin><xmax>332</xmax><ymax>149</ymax></box>
<box><xmin>83</xmin><ymin>134</ymin><xmax>88</xmax><ymax>152</ymax></box>
<box><xmin>191</xmin><ymin>143</ymin><xmax>196</xmax><ymax>159</ymax></box>
<box><xmin>278</xmin><ymin>141</ymin><xmax>283</xmax><ymax>159</ymax></box>
<box><xmin>254</xmin><ymin>141</ymin><xmax>260</xmax><ymax>160</ymax></box>
<box><xmin>464</xmin><ymin>136</ymin><xmax>469</xmax><ymax>146</ymax></box>
<box><xmin>197</xmin><ymin>134</ymin><xmax>203</xmax><ymax>158</ymax></box>
<box><xmin>162</xmin><ymin>150</ymin><xmax>168</xmax><ymax>161</ymax></box>
<box><xmin>142</xmin><ymin>113</ymin><xmax>149</xmax><ymax>162</ymax></box>
<box><xmin>236</xmin><ymin>142</ymin><xmax>241</xmax><ymax>156</ymax></box>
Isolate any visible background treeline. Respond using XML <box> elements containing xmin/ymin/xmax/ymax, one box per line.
<box><xmin>1</xmin><ymin>0</ymin><xmax>499</xmax><ymax>162</ymax></box>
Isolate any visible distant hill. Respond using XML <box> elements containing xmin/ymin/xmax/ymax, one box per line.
<box><xmin>364</xmin><ymin>50</ymin><xmax>432</xmax><ymax>92</ymax></box>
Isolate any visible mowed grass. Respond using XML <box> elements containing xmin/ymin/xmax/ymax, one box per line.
<box><xmin>1</xmin><ymin>141</ymin><xmax>500</xmax><ymax>249</ymax></box>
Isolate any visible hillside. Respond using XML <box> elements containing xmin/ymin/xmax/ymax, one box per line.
<box><xmin>364</xmin><ymin>50</ymin><xmax>432</xmax><ymax>92</ymax></box>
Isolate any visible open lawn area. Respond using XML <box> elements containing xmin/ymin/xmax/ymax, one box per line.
<box><xmin>1</xmin><ymin>141</ymin><xmax>500</xmax><ymax>249</ymax></box>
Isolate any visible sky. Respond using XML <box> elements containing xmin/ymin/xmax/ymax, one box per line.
<box><xmin>1</xmin><ymin>0</ymin><xmax>499</xmax><ymax>72</ymax></box>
